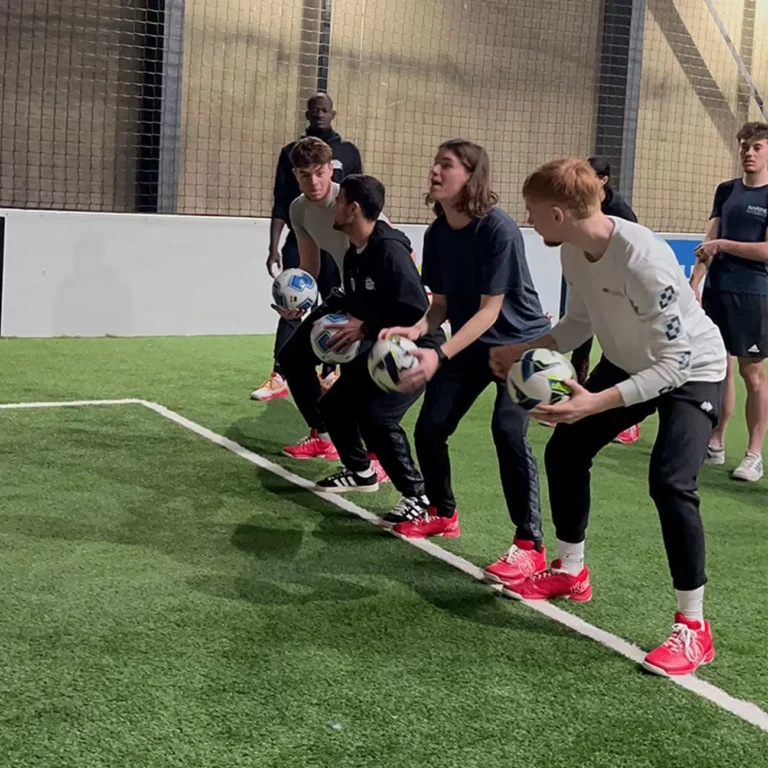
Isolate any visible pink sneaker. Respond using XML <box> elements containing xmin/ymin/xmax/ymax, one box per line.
<box><xmin>484</xmin><ymin>538</ymin><xmax>547</xmax><ymax>586</ymax></box>
<box><xmin>367</xmin><ymin>453</ymin><xmax>390</xmax><ymax>484</ymax></box>
<box><xmin>614</xmin><ymin>424</ymin><xmax>640</xmax><ymax>444</ymax></box>
<box><xmin>503</xmin><ymin>559</ymin><xmax>592</xmax><ymax>602</ymax></box>
<box><xmin>394</xmin><ymin>508</ymin><xmax>460</xmax><ymax>539</ymax></box>
<box><xmin>642</xmin><ymin>613</ymin><xmax>715</xmax><ymax>677</ymax></box>
<box><xmin>282</xmin><ymin>430</ymin><xmax>339</xmax><ymax>460</ymax></box>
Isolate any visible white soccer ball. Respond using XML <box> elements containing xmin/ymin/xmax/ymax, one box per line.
<box><xmin>367</xmin><ymin>336</ymin><xmax>418</xmax><ymax>392</ymax></box>
<box><xmin>272</xmin><ymin>268</ymin><xmax>318</xmax><ymax>313</ymax></box>
<box><xmin>310</xmin><ymin>313</ymin><xmax>361</xmax><ymax>364</ymax></box>
<box><xmin>507</xmin><ymin>348</ymin><xmax>575</xmax><ymax>411</ymax></box>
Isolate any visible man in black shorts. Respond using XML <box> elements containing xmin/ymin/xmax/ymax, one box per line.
<box><xmin>252</xmin><ymin>93</ymin><xmax>362</xmax><ymax>402</ymax></box>
<box><xmin>691</xmin><ymin>122</ymin><xmax>768</xmax><ymax>482</ymax></box>
<box><xmin>568</xmin><ymin>156</ymin><xmax>640</xmax><ymax>445</ymax></box>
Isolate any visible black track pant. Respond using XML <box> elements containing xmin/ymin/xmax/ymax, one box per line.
<box><xmin>273</xmin><ymin>232</ymin><xmax>340</xmax><ymax>377</ymax></box>
<box><xmin>413</xmin><ymin>346</ymin><xmax>543</xmax><ymax>544</ymax></box>
<box><xmin>545</xmin><ymin>357</ymin><xmax>722</xmax><ymax>591</ymax></box>
<box><xmin>318</xmin><ymin>356</ymin><xmax>425</xmax><ymax>497</ymax></box>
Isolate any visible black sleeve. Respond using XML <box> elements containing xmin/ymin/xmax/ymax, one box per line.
<box><xmin>271</xmin><ymin>146</ymin><xmax>299</xmax><ymax>222</ymax></box>
<box><xmin>614</xmin><ymin>197</ymin><xmax>638</xmax><ymax>223</ymax></box>
<box><xmin>363</xmin><ymin>243</ymin><xmax>429</xmax><ymax>338</ymax></box>
<box><xmin>420</xmin><ymin>225</ymin><xmax>442</xmax><ymax>294</ymax></box>
<box><xmin>349</xmin><ymin>144</ymin><xmax>363</xmax><ymax>175</ymax></box>
<box><xmin>710</xmin><ymin>181</ymin><xmax>731</xmax><ymax>220</ymax></box>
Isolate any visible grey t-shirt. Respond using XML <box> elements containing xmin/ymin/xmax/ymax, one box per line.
<box><xmin>289</xmin><ymin>183</ymin><xmax>350</xmax><ymax>269</ymax></box>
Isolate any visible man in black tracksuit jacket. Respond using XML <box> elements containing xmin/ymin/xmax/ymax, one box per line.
<box><xmin>311</xmin><ymin>175</ymin><xmax>435</xmax><ymax>522</ymax></box>
<box><xmin>254</xmin><ymin>92</ymin><xmax>363</xmax><ymax>399</ymax></box>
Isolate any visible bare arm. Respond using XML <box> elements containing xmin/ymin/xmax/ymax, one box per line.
<box><xmin>440</xmin><ymin>294</ymin><xmax>503</xmax><ymax>359</ymax></box>
<box><xmin>690</xmin><ymin>217</ymin><xmax>719</xmax><ymax>294</ymax></box>
<box><xmin>714</xmin><ymin>239</ymin><xmax>768</xmax><ymax>262</ymax></box>
<box><xmin>297</xmin><ymin>237</ymin><xmax>321</xmax><ymax>279</ymax></box>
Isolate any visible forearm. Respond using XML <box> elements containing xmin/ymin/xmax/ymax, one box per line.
<box><xmin>269</xmin><ymin>218</ymin><xmax>286</xmax><ymax>252</ymax></box>
<box><xmin>718</xmin><ymin>240</ymin><xmax>768</xmax><ymax>263</ymax></box>
<box><xmin>441</xmin><ymin>306</ymin><xmax>498</xmax><ymax>358</ymax></box>
<box><xmin>690</xmin><ymin>260</ymin><xmax>708</xmax><ymax>287</ymax></box>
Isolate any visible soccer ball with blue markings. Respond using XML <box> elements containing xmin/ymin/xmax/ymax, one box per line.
<box><xmin>310</xmin><ymin>313</ymin><xmax>361</xmax><ymax>364</ymax></box>
<box><xmin>272</xmin><ymin>268</ymin><xmax>318</xmax><ymax>313</ymax></box>
<box><xmin>506</xmin><ymin>349</ymin><xmax>575</xmax><ymax>410</ymax></box>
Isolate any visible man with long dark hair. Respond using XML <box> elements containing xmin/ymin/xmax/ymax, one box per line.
<box><xmin>379</xmin><ymin>140</ymin><xmax>551</xmax><ymax>587</ymax></box>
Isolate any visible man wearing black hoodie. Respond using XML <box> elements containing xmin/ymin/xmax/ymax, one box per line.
<box><xmin>311</xmin><ymin>175</ymin><xmax>433</xmax><ymax>523</ymax></box>
<box><xmin>252</xmin><ymin>92</ymin><xmax>363</xmax><ymax>402</ymax></box>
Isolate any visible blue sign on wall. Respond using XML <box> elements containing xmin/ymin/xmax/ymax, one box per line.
<box><xmin>665</xmin><ymin>237</ymin><xmax>702</xmax><ymax>279</ymax></box>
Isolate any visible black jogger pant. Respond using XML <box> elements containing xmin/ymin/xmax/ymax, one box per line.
<box><xmin>273</xmin><ymin>232</ymin><xmax>341</xmax><ymax>377</ymax></box>
<box><xmin>413</xmin><ymin>346</ymin><xmax>543</xmax><ymax>544</ymax></box>
<box><xmin>545</xmin><ymin>357</ymin><xmax>722</xmax><ymax>591</ymax></box>
<box><xmin>318</xmin><ymin>356</ymin><xmax>425</xmax><ymax>497</ymax></box>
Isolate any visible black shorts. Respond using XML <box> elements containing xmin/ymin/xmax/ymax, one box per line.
<box><xmin>702</xmin><ymin>289</ymin><xmax>768</xmax><ymax>359</ymax></box>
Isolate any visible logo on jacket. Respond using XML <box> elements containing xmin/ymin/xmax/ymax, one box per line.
<box><xmin>365</xmin><ymin>277</ymin><xmax>375</xmax><ymax>291</ymax></box>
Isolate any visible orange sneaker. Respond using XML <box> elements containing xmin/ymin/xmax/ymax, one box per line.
<box><xmin>250</xmin><ymin>372</ymin><xmax>289</xmax><ymax>401</ymax></box>
<box><xmin>282</xmin><ymin>430</ymin><xmax>339</xmax><ymax>460</ymax></box>
<box><xmin>642</xmin><ymin>613</ymin><xmax>715</xmax><ymax>677</ymax></box>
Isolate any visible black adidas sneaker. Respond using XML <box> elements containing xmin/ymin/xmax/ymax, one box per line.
<box><xmin>315</xmin><ymin>468</ymin><xmax>379</xmax><ymax>494</ymax></box>
<box><xmin>381</xmin><ymin>495</ymin><xmax>429</xmax><ymax>527</ymax></box>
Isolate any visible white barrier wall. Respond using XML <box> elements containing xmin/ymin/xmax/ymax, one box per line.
<box><xmin>0</xmin><ymin>209</ymin><xmax>564</xmax><ymax>338</ymax></box>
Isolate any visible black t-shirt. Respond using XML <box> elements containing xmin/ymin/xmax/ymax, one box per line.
<box><xmin>421</xmin><ymin>208</ymin><xmax>551</xmax><ymax>347</ymax></box>
<box><xmin>707</xmin><ymin>178</ymin><xmax>768</xmax><ymax>296</ymax></box>
<box><xmin>602</xmin><ymin>186</ymin><xmax>638</xmax><ymax>222</ymax></box>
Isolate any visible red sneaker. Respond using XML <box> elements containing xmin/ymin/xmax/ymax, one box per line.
<box><xmin>503</xmin><ymin>559</ymin><xmax>592</xmax><ymax>602</ymax></box>
<box><xmin>642</xmin><ymin>613</ymin><xmax>715</xmax><ymax>677</ymax></box>
<box><xmin>393</xmin><ymin>508</ymin><xmax>460</xmax><ymax>539</ymax></box>
<box><xmin>367</xmin><ymin>453</ymin><xmax>390</xmax><ymax>484</ymax></box>
<box><xmin>484</xmin><ymin>538</ymin><xmax>547</xmax><ymax>585</ymax></box>
<box><xmin>282</xmin><ymin>430</ymin><xmax>339</xmax><ymax>460</ymax></box>
<box><xmin>614</xmin><ymin>424</ymin><xmax>640</xmax><ymax>444</ymax></box>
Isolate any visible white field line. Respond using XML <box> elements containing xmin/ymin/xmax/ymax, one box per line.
<box><xmin>2</xmin><ymin>396</ymin><xmax>767</xmax><ymax>734</ymax></box>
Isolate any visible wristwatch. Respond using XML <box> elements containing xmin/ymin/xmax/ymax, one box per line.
<box><xmin>436</xmin><ymin>346</ymin><xmax>449</xmax><ymax>368</ymax></box>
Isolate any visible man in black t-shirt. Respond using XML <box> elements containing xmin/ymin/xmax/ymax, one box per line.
<box><xmin>691</xmin><ymin>121</ymin><xmax>768</xmax><ymax>482</ymax></box>
<box><xmin>251</xmin><ymin>93</ymin><xmax>363</xmax><ymax>402</ymax></box>
<box><xmin>567</xmin><ymin>157</ymin><xmax>641</xmax><ymax>445</ymax></box>
<box><xmin>379</xmin><ymin>140</ymin><xmax>550</xmax><ymax>586</ymax></box>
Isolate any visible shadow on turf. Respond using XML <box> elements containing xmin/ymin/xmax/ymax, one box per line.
<box><xmin>196</xmin><ymin>469</ymin><xmax>577</xmax><ymax>642</ymax></box>
<box><xmin>226</xmin><ymin>399</ymin><xmax>306</xmax><ymax>457</ymax></box>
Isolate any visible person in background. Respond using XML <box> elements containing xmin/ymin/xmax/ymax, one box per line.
<box><xmin>566</xmin><ymin>156</ymin><xmax>641</xmax><ymax>445</ymax></box>
<box><xmin>690</xmin><ymin>121</ymin><xmax>768</xmax><ymax>482</ymax></box>
<box><xmin>251</xmin><ymin>92</ymin><xmax>363</xmax><ymax>402</ymax></box>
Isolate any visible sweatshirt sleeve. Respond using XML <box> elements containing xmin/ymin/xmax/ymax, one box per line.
<box><xmin>362</xmin><ymin>243</ymin><xmax>428</xmax><ymax>338</ymax></box>
<box><xmin>550</xmin><ymin>283</ymin><xmax>593</xmax><ymax>354</ymax></box>
<box><xmin>614</xmin><ymin>259</ymin><xmax>694</xmax><ymax>407</ymax></box>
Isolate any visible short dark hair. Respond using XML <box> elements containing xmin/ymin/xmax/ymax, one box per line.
<box><xmin>289</xmin><ymin>136</ymin><xmax>333</xmax><ymax>169</ymax></box>
<box><xmin>588</xmin><ymin>156</ymin><xmax>611</xmax><ymax>179</ymax></box>
<box><xmin>308</xmin><ymin>92</ymin><xmax>334</xmax><ymax>109</ymax></box>
<box><xmin>737</xmin><ymin>121</ymin><xmax>768</xmax><ymax>145</ymax></box>
<box><xmin>339</xmin><ymin>174</ymin><xmax>385</xmax><ymax>221</ymax></box>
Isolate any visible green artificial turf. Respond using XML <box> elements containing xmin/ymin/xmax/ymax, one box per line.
<box><xmin>0</xmin><ymin>336</ymin><xmax>766</xmax><ymax>767</ymax></box>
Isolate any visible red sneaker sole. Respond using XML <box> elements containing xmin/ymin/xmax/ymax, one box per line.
<box><xmin>396</xmin><ymin>527</ymin><xmax>461</xmax><ymax>540</ymax></box>
<box><xmin>641</xmin><ymin>649</ymin><xmax>715</xmax><ymax>678</ymax></box>
<box><xmin>282</xmin><ymin>450</ymin><xmax>340</xmax><ymax>461</ymax></box>
<box><xmin>501</xmin><ymin>586</ymin><xmax>593</xmax><ymax>602</ymax></box>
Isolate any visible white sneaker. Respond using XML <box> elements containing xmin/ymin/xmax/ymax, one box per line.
<box><xmin>732</xmin><ymin>453</ymin><xmax>764</xmax><ymax>482</ymax></box>
<box><xmin>704</xmin><ymin>444</ymin><xmax>725</xmax><ymax>465</ymax></box>
<box><xmin>250</xmin><ymin>372</ymin><xmax>288</xmax><ymax>401</ymax></box>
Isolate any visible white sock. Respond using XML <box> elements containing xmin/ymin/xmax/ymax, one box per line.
<box><xmin>556</xmin><ymin>539</ymin><xmax>585</xmax><ymax>575</ymax></box>
<box><xmin>318</xmin><ymin>432</ymin><xmax>331</xmax><ymax>441</ymax></box>
<box><xmin>676</xmin><ymin>587</ymin><xmax>705</xmax><ymax>624</ymax></box>
<box><xmin>356</xmin><ymin>464</ymin><xmax>375</xmax><ymax>479</ymax></box>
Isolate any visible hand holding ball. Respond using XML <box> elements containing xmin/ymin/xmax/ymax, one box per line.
<box><xmin>272</xmin><ymin>268</ymin><xmax>318</xmax><ymax>315</ymax></box>
<box><xmin>310</xmin><ymin>314</ymin><xmax>361</xmax><ymax>364</ymax></box>
<box><xmin>368</xmin><ymin>336</ymin><xmax>419</xmax><ymax>392</ymax></box>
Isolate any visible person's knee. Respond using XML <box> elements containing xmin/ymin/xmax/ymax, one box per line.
<box><xmin>414</xmin><ymin>408</ymin><xmax>447</xmax><ymax>449</ymax></box>
<box><xmin>491</xmin><ymin>407</ymin><xmax>526</xmax><ymax>446</ymax></box>
<box><xmin>648</xmin><ymin>462</ymin><xmax>694</xmax><ymax>502</ymax></box>
<box><xmin>738</xmin><ymin>358</ymin><xmax>767</xmax><ymax>392</ymax></box>
<box><xmin>544</xmin><ymin>427</ymin><xmax>585</xmax><ymax>475</ymax></box>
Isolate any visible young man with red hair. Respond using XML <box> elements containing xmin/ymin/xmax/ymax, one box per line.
<box><xmin>490</xmin><ymin>159</ymin><xmax>727</xmax><ymax>677</ymax></box>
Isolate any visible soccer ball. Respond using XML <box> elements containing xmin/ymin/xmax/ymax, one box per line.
<box><xmin>310</xmin><ymin>313</ymin><xmax>361</xmax><ymax>364</ymax></box>
<box><xmin>507</xmin><ymin>349</ymin><xmax>575</xmax><ymax>410</ymax></box>
<box><xmin>272</xmin><ymin>268</ymin><xmax>318</xmax><ymax>313</ymax></box>
<box><xmin>368</xmin><ymin>336</ymin><xmax>418</xmax><ymax>392</ymax></box>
